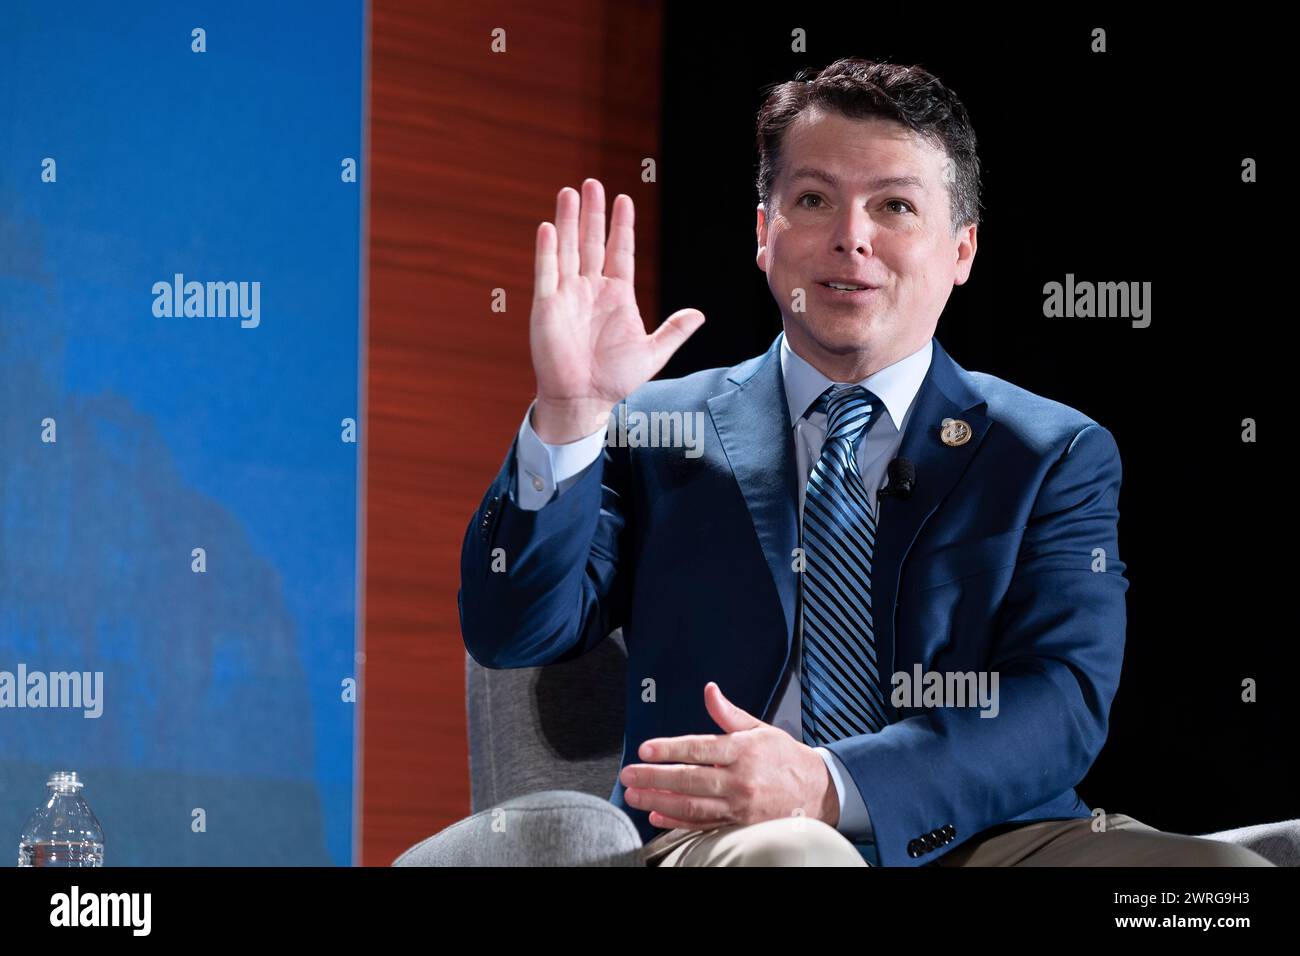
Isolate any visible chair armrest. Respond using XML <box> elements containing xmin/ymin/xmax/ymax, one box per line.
<box><xmin>392</xmin><ymin>790</ymin><xmax>645</xmax><ymax>867</ymax></box>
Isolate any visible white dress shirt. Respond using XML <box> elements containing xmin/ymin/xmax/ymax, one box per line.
<box><xmin>511</xmin><ymin>330</ymin><xmax>933</xmax><ymax>849</ymax></box>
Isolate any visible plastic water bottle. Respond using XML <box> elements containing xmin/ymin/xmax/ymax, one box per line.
<box><xmin>18</xmin><ymin>771</ymin><xmax>105</xmax><ymax>867</ymax></box>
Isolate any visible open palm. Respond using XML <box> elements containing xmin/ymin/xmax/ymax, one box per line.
<box><xmin>530</xmin><ymin>179</ymin><xmax>705</xmax><ymax>441</ymax></box>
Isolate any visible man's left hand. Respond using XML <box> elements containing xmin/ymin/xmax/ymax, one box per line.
<box><xmin>619</xmin><ymin>681</ymin><xmax>839</xmax><ymax>831</ymax></box>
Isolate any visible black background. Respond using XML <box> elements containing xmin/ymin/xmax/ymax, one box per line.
<box><xmin>656</xmin><ymin>7</ymin><xmax>1293</xmax><ymax>835</ymax></box>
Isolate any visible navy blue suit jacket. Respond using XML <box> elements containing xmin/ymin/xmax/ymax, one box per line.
<box><xmin>458</xmin><ymin>332</ymin><xmax>1129</xmax><ymax>866</ymax></box>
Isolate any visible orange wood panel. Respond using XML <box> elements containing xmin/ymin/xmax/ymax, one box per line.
<box><xmin>362</xmin><ymin>0</ymin><xmax>663</xmax><ymax>865</ymax></box>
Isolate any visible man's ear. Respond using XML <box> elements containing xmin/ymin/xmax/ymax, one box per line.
<box><xmin>755</xmin><ymin>203</ymin><xmax>769</xmax><ymax>274</ymax></box>
<box><xmin>953</xmin><ymin>222</ymin><xmax>977</xmax><ymax>286</ymax></box>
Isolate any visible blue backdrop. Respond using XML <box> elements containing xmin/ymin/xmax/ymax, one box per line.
<box><xmin>0</xmin><ymin>0</ymin><xmax>364</xmax><ymax>865</ymax></box>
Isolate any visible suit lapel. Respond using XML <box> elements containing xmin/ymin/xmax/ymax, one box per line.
<box><xmin>869</xmin><ymin>337</ymin><xmax>989</xmax><ymax>719</ymax></box>
<box><xmin>706</xmin><ymin>336</ymin><xmax>801</xmax><ymax>672</ymax></box>
<box><xmin>706</xmin><ymin>333</ymin><xmax>990</xmax><ymax>723</ymax></box>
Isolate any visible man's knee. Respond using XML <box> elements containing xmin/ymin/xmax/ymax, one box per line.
<box><xmin>1118</xmin><ymin>832</ymin><xmax>1278</xmax><ymax>867</ymax></box>
<box><xmin>1184</xmin><ymin>838</ymin><xmax>1276</xmax><ymax>867</ymax></box>
<box><xmin>1107</xmin><ymin>816</ymin><xmax>1277</xmax><ymax>866</ymax></box>
<box><xmin>736</xmin><ymin>818</ymin><xmax>867</xmax><ymax>867</ymax></box>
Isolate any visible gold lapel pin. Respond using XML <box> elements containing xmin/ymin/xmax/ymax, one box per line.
<box><xmin>939</xmin><ymin>417</ymin><xmax>972</xmax><ymax>447</ymax></box>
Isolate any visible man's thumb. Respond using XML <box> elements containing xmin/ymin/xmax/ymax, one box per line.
<box><xmin>648</xmin><ymin>308</ymin><xmax>705</xmax><ymax>369</ymax></box>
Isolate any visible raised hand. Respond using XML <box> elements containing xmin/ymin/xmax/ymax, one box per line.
<box><xmin>530</xmin><ymin>178</ymin><xmax>705</xmax><ymax>443</ymax></box>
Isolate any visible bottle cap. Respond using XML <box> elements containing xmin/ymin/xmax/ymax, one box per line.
<box><xmin>47</xmin><ymin>771</ymin><xmax>83</xmax><ymax>790</ymax></box>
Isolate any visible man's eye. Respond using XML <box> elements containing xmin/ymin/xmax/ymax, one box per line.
<box><xmin>797</xmin><ymin>194</ymin><xmax>912</xmax><ymax>213</ymax></box>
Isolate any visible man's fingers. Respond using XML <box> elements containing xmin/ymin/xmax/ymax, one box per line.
<box><xmin>640</xmin><ymin>731</ymin><xmax>733</xmax><ymax>765</ymax></box>
<box><xmin>624</xmin><ymin>762</ymin><xmax>725</xmax><ymax>796</ymax></box>
<box><xmin>648</xmin><ymin>811</ymin><xmax>731</xmax><ymax>832</ymax></box>
<box><xmin>628</xmin><ymin>788</ymin><xmax>730</xmax><ymax>825</ymax></box>
<box><xmin>648</xmin><ymin>308</ymin><xmax>706</xmax><ymax>371</ymax></box>
<box><xmin>555</xmin><ymin>186</ymin><xmax>579</xmax><ymax>279</ymax></box>
<box><xmin>533</xmin><ymin>221</ymin><xmax>558</xmax><ymax>300</ymax></box>
<box><xmin>578</xmin><ymin>178</ymin><xmax>606</xmax><ymax>280</ymax></box>
<box><xmin>605</xmin><ymin>193</ymin><xmax>635</xmax><ymax>284</ymax></box>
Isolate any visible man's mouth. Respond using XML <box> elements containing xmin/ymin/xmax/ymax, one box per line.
<box><xmin>817</xmin><ymin>281</ymin><xmax>877</xmax><ymax>295</ymax></box>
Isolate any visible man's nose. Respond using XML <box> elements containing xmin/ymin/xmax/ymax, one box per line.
<box><xmin>832</xmin><ymin>205</ymin><xmax>875</xmax><ymax>256</ymax></box>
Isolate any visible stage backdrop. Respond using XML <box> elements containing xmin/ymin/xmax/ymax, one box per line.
<box><xmin>0</xmin><ymin>0</ymin><xmax>364</xmax><ymax>865</ymax></box>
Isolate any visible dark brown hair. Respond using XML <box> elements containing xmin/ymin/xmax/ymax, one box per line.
<box><xmin>755</xmin><ymin>58</ymin><xmax>982</xmax><ymax>235</ymax></box>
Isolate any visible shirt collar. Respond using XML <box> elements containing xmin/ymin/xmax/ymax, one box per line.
<box><xmin>779</xmin><ymin>329</ymin><xmax>933</xmax><ymax>432</ymax></box>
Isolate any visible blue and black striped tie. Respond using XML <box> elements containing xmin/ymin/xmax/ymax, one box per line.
<box><xmin>800</xmin><ymin>384</ymin><xmax>889</xmax><ymax>746</ymax></box>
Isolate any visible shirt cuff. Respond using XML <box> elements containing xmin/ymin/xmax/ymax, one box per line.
<box><xmin>514</xmin><ymin>399</ymin><xmax>608</xmax><ymax>511</ymax></box>
<box><xmin>815</xmin><ymin>746</ymin><xmax>874</xmax><ymax>843</ymax></box>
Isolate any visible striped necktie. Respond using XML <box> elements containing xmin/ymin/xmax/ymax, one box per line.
<box><xmin>799</xmin><ymin>384</ymin><xmax>889</xmax><ymax>746</ymax></box>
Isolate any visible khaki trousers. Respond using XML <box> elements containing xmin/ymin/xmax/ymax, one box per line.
<box><xmin>641</xmin><ymin>813</ymin><xmax>1276</xmax><ymax>867</ymax></box>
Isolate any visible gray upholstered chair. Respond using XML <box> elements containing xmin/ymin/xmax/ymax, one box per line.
<box><xmin>394</xmin><ymin>629</ymin><xmax>642</xmax><ymax>866</ymax></box>
<box><xmin>393</xmin><ymin>628</ymin><xmax>1300</xmax><ymax>866</ymax></box>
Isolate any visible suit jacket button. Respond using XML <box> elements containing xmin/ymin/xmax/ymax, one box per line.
<box><xmin>907</xmin><ymin>840</ymin><xmax>923</xmax><ymax>858</ymax></box>
<box><xmin>480</xmin><ymin>497</ymin><xmax>500</xmax><ymax>539</ymax></box>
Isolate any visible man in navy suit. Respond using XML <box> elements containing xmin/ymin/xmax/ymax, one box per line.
<box><xmin>459</xmin><ymin>58</ymin><xmax>1272</xmax><ymax>867</ymax></box>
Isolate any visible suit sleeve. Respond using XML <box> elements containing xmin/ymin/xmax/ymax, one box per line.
<box><xmin>458</xmin><ymin>403</ymin><xmax>634</xmax><ymax>669</ymax></box>
<box><xmin>817</xmin><ymin>747</ymin><xmax>874</xmax><ymax>842</ymax></box>
<box><xmin>515</xmin><ymin>399</ymin><xmax>610</xmax><ymax>511</ymax></box>
<box><xmin>824</xmin><ymin>423</ymin><xmax>1129</xmax><ymax>867</ymax></box>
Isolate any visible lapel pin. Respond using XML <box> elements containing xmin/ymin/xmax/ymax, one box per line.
<box><xmin>939</xmin><ymin>417</ymin><xmax>972</xmax><ymax>447</ymax></box>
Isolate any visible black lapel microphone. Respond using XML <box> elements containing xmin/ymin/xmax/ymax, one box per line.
<box><xmin>878</xmin><ymin>458</ymin><xmax>916</xmax><ymax>499</ymax></box>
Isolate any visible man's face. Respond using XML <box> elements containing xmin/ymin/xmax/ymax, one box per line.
<box><xmin>756</xmin><ymin>108</ymin><xmax>977</xmax><ymax>378</ymax></box>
